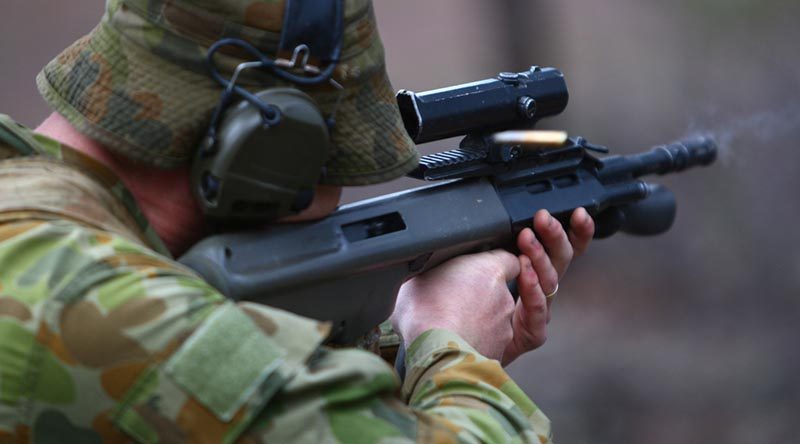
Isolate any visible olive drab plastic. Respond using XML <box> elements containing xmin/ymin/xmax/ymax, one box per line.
<box><xmin>193</xmin><ymin>88</ymin><xmax>331</xmax><ymax>223</ymax></box>
<box><xmin>188</xmin><ymin>0</ymin><xmax>346</xmax><ymax>225</ymax></box>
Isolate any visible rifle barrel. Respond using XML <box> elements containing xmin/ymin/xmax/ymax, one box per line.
<box><xmin>599</xmin><ymin>137</ymin><xmax>718</xmax><ymax>180</ymax></box>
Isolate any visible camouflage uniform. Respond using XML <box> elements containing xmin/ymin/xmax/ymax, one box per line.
<box><xmin>0</xmin><ymin>0</ymin><xmax>554</xmax><ymax>442</ymax></box>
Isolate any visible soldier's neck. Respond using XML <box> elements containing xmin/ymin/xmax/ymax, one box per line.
<box><xmin>35</xmin><ymin>112</ymin><xmax>207</xmax><ymax>257</ymax></box>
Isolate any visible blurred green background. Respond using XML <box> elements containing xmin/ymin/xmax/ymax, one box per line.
<box><xmin>2</xmin><ymin>1</ymin><xmax>799</xmax><ymax>442</ymax></box>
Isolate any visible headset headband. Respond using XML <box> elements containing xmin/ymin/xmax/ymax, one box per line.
<box><xmin>280</xmin><ymin>0</ymin><xmax>344</xmax><ymax>66</ymax></box>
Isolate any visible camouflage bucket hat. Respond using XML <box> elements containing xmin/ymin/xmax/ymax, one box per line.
<box><xmin>37</xmin><ymin>0</ymin><xmax>419</xmax><ymax>185</ymax></box>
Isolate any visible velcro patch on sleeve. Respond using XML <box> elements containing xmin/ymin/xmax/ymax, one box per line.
<box><xmin>164</xmin><ymin>303</ymin><xmax>286</xmax><ymax>421</ymax></box>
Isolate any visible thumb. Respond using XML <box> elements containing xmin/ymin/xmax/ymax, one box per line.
<box><xmin>484</xmin><ymin>249</ymin><xmax>522</xmax><ymax>283</ymax></box>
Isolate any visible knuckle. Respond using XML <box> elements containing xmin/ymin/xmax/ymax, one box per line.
<box><xmin>532</xmin><ymin>242</ymin><xmax>548</xmax><ymax>261</ymax></box>
<box><xmin>547</xmin><ymin>269</ymin><xmax>560</xmax><ymax>288</ymax></box>
<box><xmin>521</xmin><ymin>328</ymin><xmax>547</xmax><ymax>350</ymax></box>
<box><xmin>530</xmin><ymin>298</ymin><xmax>547</xmax><ymax>316</ymax></box>
<box><xmin>503</xmin><ymin>327</ymin><xmax>514</xmax><ymax>345</ymax></box>
<box><xmin>500</xmin><ymin>296</ymin><xmax>515</xmax><ymax>313</ymax></box>
<box><xmin>559</xmin><ymin>227</ymin><xmax>572</xmax><ymax>245</ymax></box>
<box><xmin>585</xmin><ymin>215</ymin><xmax>596</xmax><ymax>231</ymax></box>
<box><xmin>557</xmin><ymin>228</ymin><xmax>570</xmax><ymax>246</ymax></box>
<box><xmin>533</xmin><ymin>331</ymin><xmax>548</xmax><ymax>348</ymax></box>
<box><xmin>489</xmin><ymin>265</ymin><xmax>506</xmax><ymax>284</ymax></box>
<box><xmin>564</xmin><ymin>246</ymin><xmax>574</xmax><ymax>263</ymax></box>
<box><xmin>504</xmin><ymin>297</ymin><xmax>516</xmax><ymax>316</ymax></box>
<box><xmin>524</xmin><ymin>275</ymin><xmax>541</xmax><ymax>293</ymax></box>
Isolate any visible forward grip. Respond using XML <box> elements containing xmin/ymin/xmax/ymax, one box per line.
<box><xmin>619</xmin><ymin>184</ymin><xmax>676</xmax><ymax>236</ymax></box>
<box><xmin>590</xmin><ymin>184</ymin><xmax>676</xmax><ymax>238</ymax></box>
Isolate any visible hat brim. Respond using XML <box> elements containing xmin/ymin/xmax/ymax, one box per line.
<box><xmin>38</xmin><ymin>16</ymin><xmax>419</xmax><ymax>185</ymax></box>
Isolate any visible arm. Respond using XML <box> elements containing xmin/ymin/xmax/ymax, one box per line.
<box><xmin>0</xmin><ymin>212</ymin><xmax>585</xmax><ymax>444</ymax></box>
<box><xmin>403</xmin><ymin>330</ymin><xmax>553</xmax><ymax>443</ymax></box>
<box><xmin>0</xmin><ymin>216</ymin><xmax>330</xmax><ymax>442</ymax></box>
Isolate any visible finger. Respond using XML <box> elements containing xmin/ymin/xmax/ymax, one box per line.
<box><xmin>533</xmin><ymin>210</ymin><xmax>573</xmax><ymax>277</ymax></box>
<box><xmin>504</xmin><ymin>255</ymin><xmax>549</xmax><ymax>364</ymax></box>
<box><xmin>517</xmin><ymin>227</ymin><xmax>559</xmax><ymax>296</ymax></box>
<box><xmin>567</xmin><ymin>207</ymin><xmax>595</xmax><ymax>257</ymax></box>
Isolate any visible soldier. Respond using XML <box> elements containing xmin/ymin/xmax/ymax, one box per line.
<box><xmin>0</xmin><ymin>0</ymin><xmax>594</xmax><ymax>442</ymax></box>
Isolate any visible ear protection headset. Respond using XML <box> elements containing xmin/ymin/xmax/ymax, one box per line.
<box><xmin>193</xmin><ymin>0</ymin><xmax>344</xmax><ymax>226</ymax></box>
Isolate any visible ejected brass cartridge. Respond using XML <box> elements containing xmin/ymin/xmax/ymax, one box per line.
<box><xmin>491</xmin><ymin>130</ymin><xmax>569</xmax><ymax>148</ymax></box>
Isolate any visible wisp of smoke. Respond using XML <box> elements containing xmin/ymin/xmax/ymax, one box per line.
<box><xmin>685</xmin><ymin>107</ymin><xmax>800</xmax><ymax>167</ymax></box>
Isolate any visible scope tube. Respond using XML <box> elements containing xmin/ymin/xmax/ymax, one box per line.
<box><xmin>397</xmin><ymin>66</ymin><xmax>569</xmax><ymax>144</ymax></box>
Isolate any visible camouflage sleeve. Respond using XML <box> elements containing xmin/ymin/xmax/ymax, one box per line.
<box><xmin>240</xmin><ymin>329</ymin><xmax>552</xmax><ymax>444</ymax></box>
<box><xmin>0</xmin><ymin>218</ymin><xmax>550</xmax><ymax>443</ymax></box>
<box><xmin>402</xmin><ymin>329</ymin><xmax>553</xmax><ymax>444</ymax></box>
<box><xmin>0</xmin><ymin>219</ymin><xmax>327</xmax><ymax>443</ymax></box>
<box><xmin>377</xmin><ymin>321</ymin><xmax>552</xmax><ymax>442</ymax></box>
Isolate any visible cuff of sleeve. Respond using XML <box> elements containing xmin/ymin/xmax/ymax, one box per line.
<box><xmin>400</xmin><ymin>329</ymin><xmax>552</xmax><ymax>442</ymax></box>
<box><xmin>400</xmin><ymin>329</ymin><xmax>481</xmax><ymax>400</ymax></box>
<box><xmin>404</xmin><ymin>329</ymin><xmax>480</xmax><ymax>369</ymax></box>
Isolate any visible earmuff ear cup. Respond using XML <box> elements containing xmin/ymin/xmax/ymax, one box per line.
<box><xmin>193</xmin><ymin>88</ymin><xmax>331</xmax><ymax>225</ymax></box>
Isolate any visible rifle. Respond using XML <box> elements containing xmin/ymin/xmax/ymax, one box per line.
<box><xmin>180</xmin><ymin>66</ymin><xmax>717</xmax><ymax>344</ymax></box>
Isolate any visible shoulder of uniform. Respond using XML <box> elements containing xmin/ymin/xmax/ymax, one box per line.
<box><xmin>0</xmin><ymin>114</ymin><xmax>170</xmax><ymax>255</ymax></box>
<box><xmin>0</xmin><ymin>114</ymin><xmax>65</xmax><ymax>158</ymax></box>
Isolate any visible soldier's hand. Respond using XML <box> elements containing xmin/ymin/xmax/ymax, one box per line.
<box><xmin>391</xmin><ymin>208</ymin><xmax>594</xmax><ymax>365</ymax></box>
<box><xmin>501</xmin><ymin>208</ymin><xmax>594</xmax><ymax>365</ymax></box>
<box><xmin>392</xmin><ymin>249</ymin><xmax>521</xmax><ymax>362</ymax></box>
